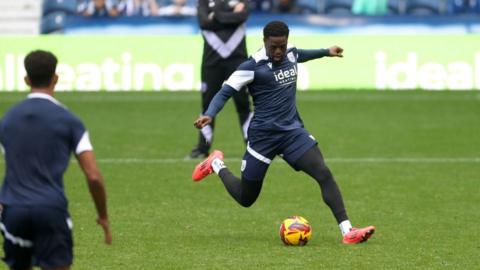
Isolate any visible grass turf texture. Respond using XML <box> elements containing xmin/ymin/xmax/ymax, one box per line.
<box><xmin>0</xmin><ymin>91</ymin><xmax>479</xmax><ymax>269</ymax></box>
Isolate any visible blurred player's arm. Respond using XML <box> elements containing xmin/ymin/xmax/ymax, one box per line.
<box><xmin>213</xmin><ymin>0</ymin><xmax>250</xmax><ymax>24</ymax></box>
<box><xmin>76</xmin><ymin>145</ymin><xmax>112</xmax><ymax>245</ymax></box>
<box><xmin>297</xmin><ymin>46</ymin><xmax>343</xmax><ymax>63</ymax></box>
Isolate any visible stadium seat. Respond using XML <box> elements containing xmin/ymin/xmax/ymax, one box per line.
<box><xmin>387</xmin><ymin>0</ymin><xmax>405</xmax><ymax>14</ymax></box>
<box><xmin>298</xmin><ymin>0</ymin><xmax>320</xmax><ymax>13</ymax></box>
<box><xmin>40</xmin><ymin>11</ymin><xmax>66</xmax><ymax>34</ymax></box>
<box><xmin>42</xmin><ymin>0</ymin><xmax>77</xmax><ymax>16</ymax></box>
<box><xmin>250</xmin><ymin>0</ymin><xmax>273</xmax><ymax>13</ymax></box>
<box><xmin>405</xmin><ymin>0</ymin><xmax>447</xmax><ymax>15</ymax></box>
<box><xmin>323</xmin><ymin>0</ymin><xmax>354</xmax><ymax>15</ymax></box>
<box><xmin>448</xmin><ymin>0</ymin><xmax>480</xmax><ymax>14</ymax></box>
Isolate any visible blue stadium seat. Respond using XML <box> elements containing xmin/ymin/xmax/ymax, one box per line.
<box><xmin>250</xmin><ymin>0</ymin><xmax>273</xmax><ymax>13</ymax></box>
<box><xmin>298</xmin><ymin>0</ymin><xmax>320</xmax><ymax>13</ymax></box>
<box><xmin>405</xmin><ymin>0</ymin><xmax>447</xmax><ymax>15</ymax></box>
<box><xmin>40</xmin><ymin>11</ymin><xmax>67</xmax><ymax>34</ymax></box>
<box><xmin>323</xmin><ymin>0</ymin><xmax>354</xmax><ymax>14</ymax></box>
<box><xmin>42</xmin><ymin>0</ymin><xmax>77</xmax><ymax>16</ymax></box>
<box><xmin>387</xmin><ymin>0</ymin><xmax>404</xmax><ymax>14</ymax></box>
<box><xmin>448</xmin><ymin>0</ymin><xmax>480</xmax><ymax>14</ymax></box>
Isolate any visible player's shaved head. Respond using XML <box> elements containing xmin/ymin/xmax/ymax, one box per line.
<box><xmin>263</xmin><ymin>21</ymin><xmax>289</xmax><ymax>63</ymax></box>
<box><xmin>263</xmin><ymin>21</ymin><xmax>289</xmax><ymax>38</ymax></box>
<box><xmin>24</xmin><ymin>50</ymin><xmax>58</xmax><ymax>88</ymax></box>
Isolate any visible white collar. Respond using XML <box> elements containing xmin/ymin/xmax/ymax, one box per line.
<box><xmin>27</xmin><ymin>92</ymin><xmax>64</xmax><ymax>107</ymax></box>
<box><xmin>252</xmin><ymin>47</ymin><xmax>268</xmax><ymax>63</ymax></box>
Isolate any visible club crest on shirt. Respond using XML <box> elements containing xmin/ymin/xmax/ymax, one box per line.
<box><xmin>287</xmin><ymin>52</ymin><xmax>296</xmax><ymax>63</ymax></box>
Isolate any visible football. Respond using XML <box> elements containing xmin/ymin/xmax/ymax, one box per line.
<box><xmin>279</xmin><ymin>216</ymin><xmax>312</xmax><ymax>246</ymax></box>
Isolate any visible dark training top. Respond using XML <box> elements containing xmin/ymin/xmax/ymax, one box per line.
<box><xmin>197</xmin><ymin>0</ymin><xmax>249</xmax><ymax>65</ymax></box>
<box><xmin>0</xmin><ymin>93</ymin><xmax>93</xmax><ymax>210</ymax></box>
<box><xmin>204</xmin><ymin>46</ymin><xmax>330</xmax><ymax>131</ymax></box>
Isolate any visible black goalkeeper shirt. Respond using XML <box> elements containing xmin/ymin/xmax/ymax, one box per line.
<box><xmin>197</xmin><ymin>0</ymin><xmax>249</xmax><ymax>66</ymax></box>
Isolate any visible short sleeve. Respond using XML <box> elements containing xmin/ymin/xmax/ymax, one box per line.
<box><xmin>70</xmin><ymin>115</ymin><xmax>93</xmax><ymax>155</ymax></box>
<box><xmin>75</xmin><ymin>131</ymin><xmax>93</xmax><ymax>155</ymax></box>
<box><xmin>224</xmin><ymin>59</ymin><xmax>256</xmax><ymax>91</ymax></box>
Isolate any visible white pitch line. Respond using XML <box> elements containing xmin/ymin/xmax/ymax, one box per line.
<box><xmin>0</xmin><ymin>157</ymin><xmax>479</xmax><ymax>165</ymax></box>
<box><xmin>93</xmin><ymin>157</ymin><xmax>480</xmax><ymax>164</ymax></box>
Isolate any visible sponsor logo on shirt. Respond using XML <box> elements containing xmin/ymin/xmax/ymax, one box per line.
<box><xmin>273</xmin><ymin>65</ymin><xmax>297</xmax><ymax>85</ymax></box>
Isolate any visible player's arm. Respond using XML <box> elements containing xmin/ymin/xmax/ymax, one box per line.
<box><xmin>197</xmin><ymin>0</ymin><xmax>222</xmax><ymax>30</ymax></box>
<box><xmin>212</xmin><ymin>0</ymin><xmax>250</xmax><ymax>24</ymax></box>
<box><xmin>74</xmin><ymin>131</ymin><xmax>112</xmax><ymax>245</ymax></box>
<box><xmin>194</xmin><ymin>85</ymin><xmax>236</xmax><ymax>129</ymax></box>
<box><xmin>297</xmin><ymin>46</ymin><xmax>343</xmax><ymax>63</ymax></box>
<box><xmin>194</xmin><ymin>59</ymin><xmax>255</xmax><ymax>129</ymax></box>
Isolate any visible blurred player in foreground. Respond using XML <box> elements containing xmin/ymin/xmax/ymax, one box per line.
<box><xmin>192</xmin><ymin>21</ymin><xmax>375</xmax><ymax>244</ymax></box>
<box><xmin>0</xmin><ymin>50</ymin><xmax>111</xmax><ymax>270</ymax></box>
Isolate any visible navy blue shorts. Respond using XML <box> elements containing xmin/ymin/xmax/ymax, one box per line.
<box><xmin>241</xmin><ymin>128</ymin><xmax>317</xmax><ymax>181</ymax></box>
<box><xmin>0</xmin><ymin>205</ymin><xmax>73</xmax><ymax>269</ymax></box>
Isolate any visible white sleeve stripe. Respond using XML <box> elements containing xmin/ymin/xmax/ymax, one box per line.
<box><xmin>75</xmin><ymin>131</ymin><xmax>93</xmax><ymax>155</ymax></box>
<box><xmin>225</xmin><ymin>70</ymin><xmax>254</xmax><ymax>91</ymax></box>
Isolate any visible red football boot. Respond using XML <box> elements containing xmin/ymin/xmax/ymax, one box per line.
<box><xmin>192</xmin><ymin>150</ymin><xmax>224</xmax><ymax>181</ymax></box>
<box><xmin>342</xmin><ymin>226</ymin><xmax>376</xmax><ymax>244</ymax></box>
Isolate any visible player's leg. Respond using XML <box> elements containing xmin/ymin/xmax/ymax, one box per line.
<box><xmin>294</xmin><ymin>146</ymin><xmax>375</xmax><ymax>244</ymax></box>
<box><xmin>217</xmin><ymin>149</ymin><xmax>270</xmax><ymax>207</ymax></box>
<box><xmin>192</xmin><ymin>150</ymin><xmax>269</xmax><ymax>207</ymax></box>
<box><xmin>281</xmin><ymin>129</ymin><xmax>375</xmax><ymax>244</ymax></box>
<box><xmin>0</xmin><ymin>206</ymin><xmax>34</xmax><ymax>270</ymax></box>
<box><xmin>187</xmin><ymin>64</ymin><xmax>225</xmax><ymax>159</ymax></box>
<box><xmin>294</xmin><ymin>146</ymin><xmax>349</xmax><ymax>224</ymax></box>
<box><xmin>32</xmin><ymin>207</ymin><xmax>73</xmax><ymax>270</ymax></box>
<box><xmin>217</xmin><ymin>169</ymin><xmax>264</xmax><ymax>208</ymax></box>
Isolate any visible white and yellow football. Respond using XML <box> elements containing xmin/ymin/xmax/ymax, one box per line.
<box><xmin>279</xmin><ymin>216</ymin><xmax>312</xmax><ymax>246</ymax></box>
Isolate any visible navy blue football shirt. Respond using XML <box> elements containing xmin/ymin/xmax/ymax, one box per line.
<box><xmin>0</xmin><ymin>93</ymin><xmax>93</xmax><ymax>210</ymax></box>
<box><xmin>204</xmin><ymin>46</ymin><xmax>330</xmax><ymax>131</ymax></box>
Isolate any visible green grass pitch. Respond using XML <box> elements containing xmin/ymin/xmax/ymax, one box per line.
<box><xmin>0</xmin><ymin>91</ymin><xmax>479</xmax><ymax>269</ymax></box>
